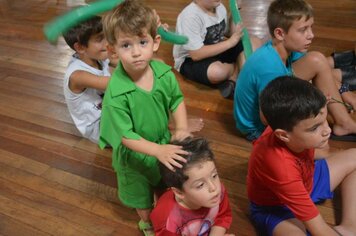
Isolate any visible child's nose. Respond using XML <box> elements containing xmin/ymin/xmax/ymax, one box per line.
<box><xmin>131</xmin><ymin>45</ymin><xmax>141</xmax><ymax>56</ymax></box>
<box><xmin>208</xmin><ymin>180</ymin><xmax>217</xmax><ymax>192</ymax></box>
<box><xmin>322</xmin><ymin>121</ymin><xmax>331</xmax><ymax>137</ymax></box>
<box><xmin>307</xmin><ymin>28</ymin><xmax>314</xmax><ymax>40</ymax></box>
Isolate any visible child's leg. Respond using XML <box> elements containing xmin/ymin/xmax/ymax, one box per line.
<box><xmin>136</xmin><ymin>208</ymin><xmax>154</xmax><ymax>235</ymax></box>
<box><xmin>292</xmin><ymin>51</ymin><xmax>356</xmax><ymax>136</ymax></box>
<box><xmin>273</xmin><ymin>218</ymin><xmax>306</xmax><ymax>236</ymax></box>
<box><xmin>168</xmin><ymin>115</ymin><xmax>204</xmax><ymax>133</ymax></box>
<box><xmin>326</xmin><ymin>148</ymin><xmax>356</xmax><ymax>235</ymax></box>
<box><xmin>207</xmin><ymin>61</ymin><xmax>236</xmax><ymax>83</ymax></box>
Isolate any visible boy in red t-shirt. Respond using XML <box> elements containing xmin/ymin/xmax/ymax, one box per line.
<box><xmin>150</xmin><ymin>137</ymin><xmax>234</xmax><ymax>236</ymax></box>
<box><xmin>248</xmin><ymin>76</ymin><xmax>356</xmax><ymax>235</ymax></box>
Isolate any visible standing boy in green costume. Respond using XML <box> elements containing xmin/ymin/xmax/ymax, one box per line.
<box><xmin>99</xmin><ymin>1</ymin><xmax>192</xmax><ymax>235</ymax></box>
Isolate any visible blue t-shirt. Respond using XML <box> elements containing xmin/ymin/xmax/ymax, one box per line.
<box><xmin>233</xmin><ymin>40</ymin><xmax>304</xmax><ymax>137</ymax></box>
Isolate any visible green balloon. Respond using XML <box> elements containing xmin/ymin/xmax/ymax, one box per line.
<box><xmin>43</xmin><ymin>0</ymin><xmax>188</xmax><ymax>45</ymax></box>
<box><xmin>157</xmin><ymin>27</ymin><xmax>188</xmax><ymax>45</ymax></box>
<box><xmin>44</xmin><ymin>0</ymin><xmax>123</xmax><ymax>44</ymax></box>
<box><xmin>229</xmin><ymin>0</ymin><xmax>253</xmax><ymax>59</ymax></box>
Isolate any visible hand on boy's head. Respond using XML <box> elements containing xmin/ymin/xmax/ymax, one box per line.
<box><xmin>156</xmin><ymin>144</ymin><xmax>188</xmax><ymax>171</ymax></box>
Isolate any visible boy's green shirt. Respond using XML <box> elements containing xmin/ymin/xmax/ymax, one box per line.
<box><xmin>99</xmin><ymin>60</ymin><xmax>184</xmax><ymax>173</ymax></box>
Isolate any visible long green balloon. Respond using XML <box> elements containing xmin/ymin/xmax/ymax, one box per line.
<box><xmin>157</xmin><ymin>27</ymin><xmax>188</xmax><ymax>45</ymax></box>
<box><xmin>229</xmin><ymin>0</ymin><xmax>253</xmax><ymax>59</ymax></box>
<box><xmin>44</xmin><ymin>0</ymin><xmax>123</xmax><ymax>44</ymax></box>
<box><xmin>43</xmin><ymin>0</ymin><xmax>188</xmax><ymax>45</ymax></box>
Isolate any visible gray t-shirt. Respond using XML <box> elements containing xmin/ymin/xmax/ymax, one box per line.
<box><xmin>173</xmin><ymin>2</ymin><xmax>228</xmax><ymax>71</ymax></box>
<box><xmin>63</xmin><ymin>54</ymin><xmax>110</xmax><ymax>143</ymax></box>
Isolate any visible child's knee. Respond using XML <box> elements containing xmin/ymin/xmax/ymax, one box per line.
<box><xmin>207</xmin><ymin>62</ymin><xmax>234</xmax><ymax>83</ymax></box>
<box><xmin>306</xmin><ymin>51</ymin><xmax>328</xmax><ymax>67</ymax></box>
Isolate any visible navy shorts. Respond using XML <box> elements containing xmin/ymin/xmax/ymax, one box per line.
<box><xmin>180</xmin><ymin>40</ymin><xmax>243</xmax><ymax>86</ymax></box>
<box><xmin>250</xmin><ymin>159</ymin><xmax>334</xmax><ymax>236</ymax></box>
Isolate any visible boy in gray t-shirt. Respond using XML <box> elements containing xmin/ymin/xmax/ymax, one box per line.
<box><xmin>173</xmin><ymin>0</ymin><xmax>256</xmax><ymax>98</ymax></box>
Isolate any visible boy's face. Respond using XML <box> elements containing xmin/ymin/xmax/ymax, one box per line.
<box><xmin>281</xmin><ymin>106</ymin><xmax>331</xmax><ymax>153</ymax></box>
<box><xmin>174</xmin><ymin>160</ymin><xmax>222</xmax><ymax>210</ymax></box>
<box><xmin>81</xmin><ymin>32</ymin><xmax>108</xmax><ymax>62</ymax></box>
<box><xmin>109</xmin><ymin>29</ymin><xmax>160</xmax><ymax>75</ymax></box>
<box><xmin>279</xmin><ymin>16</ymin><xmax>314</xmax><ymax>53</ymax></box>
<box><xmin>195</xmin><ymin>0</ymin><xmax>222</xmax><ymax>12</ymax></box>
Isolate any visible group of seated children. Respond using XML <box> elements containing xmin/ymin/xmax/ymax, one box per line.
<box><xmin>61</xmin><ymin>0</ymin><xmax>356</xmax><ymax>235</ymax></box>
<box><xmin>233</xmin><ymin>0</ymin><xmax>356</xmax><ymax>142</ymax></box>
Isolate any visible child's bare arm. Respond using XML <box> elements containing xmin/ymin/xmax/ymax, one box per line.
<box><xmin>122</xmin><ymin>137</ymin><xmax>188</xmax><ymax>171</ymax></box>
<box><xmin>209</xmin><ymin>226</ymin><xmax>232</xmax><ymax>236</ymax></box>
<box><xmin>188</xmin><ymin>35</ymin><xmax>240</xmax><ymax>61</ymax></box>
<box><xmin>304</xmin><ymin>214</ymin><xmax>339</xmax><ymax>236</ymax></box>
<box><xmin>69</xmin><ymin>70</ymin><xmax>110</xmax><ymax>93</ymax></box>
<box><xmin>170</xmin><ymin>101</ymin><xmax>191</xmax><ymax>141</ymax></box>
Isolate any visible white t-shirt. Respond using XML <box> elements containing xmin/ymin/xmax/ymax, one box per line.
<box><xmin>173</xmin><ymin>2</ymin><xmax>228</xmax><ymax>71</ymax></box>
<box><xmin>63</xmin><ymin>54</ymin><xmax>110</xmax><ymax>143</ymax></box>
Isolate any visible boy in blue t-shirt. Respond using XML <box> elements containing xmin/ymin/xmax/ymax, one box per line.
<box><xmin>233</xmin><ymin>0</ymin><xmax>356</xmax><ymax>141</ymax></box>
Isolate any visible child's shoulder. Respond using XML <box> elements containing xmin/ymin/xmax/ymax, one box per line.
<box><xmin>150</xmin><ymin>60</ymin><xmax>175</xmax><ymax>79</ymax></box>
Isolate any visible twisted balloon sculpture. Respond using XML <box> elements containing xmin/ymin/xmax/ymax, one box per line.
<box><xmin>43</xmin><ymin>0</ymin><xmax>188</xmax><ymax>45</ymax></box>
<box><xmin>229</xmin><ymin>0</ymin><xmax>253</xmax><ymax>59</ymax></box>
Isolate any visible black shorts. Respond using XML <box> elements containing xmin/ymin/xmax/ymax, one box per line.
<box><xmin>180</xmin><ymin>40</ymin><xmax>243</xmax><ymax>86</ymax></box>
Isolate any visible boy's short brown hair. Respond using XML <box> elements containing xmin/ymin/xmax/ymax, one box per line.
<box><xmin>267</xmin><ymin>0</ymin><xmax>313</xmax><ymax>37</ymax></box>
<box><xmin>103</xmin><ymin>0</ymin><xmax>157</xmax><ymax>45</ymax></box>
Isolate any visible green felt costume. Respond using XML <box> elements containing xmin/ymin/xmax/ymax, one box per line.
<box><xmin>99</xmin><ymin>60</ymin><xmax>184</xmax><ymax>208</ymax></box>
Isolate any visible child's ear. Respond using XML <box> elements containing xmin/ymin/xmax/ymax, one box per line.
<box><xmin>107</xmin><ymin>44</ymin><xmax>119</xmax><ymax>63</ymax></box>
<box><xmin>273</xmin><ymin>27</ymin><xmax>285</xmax><ymax>41</ymax></box>
<box><xmin>73</xmin><ymin>42</ymin><xmax>86</xmax><ymax>54</ymax></box>
<box><xmin>171</xmin><ymin>187</ymin><xmax>185</xmax><ymax>200</ymax></box>
<box><xmin>153</xmin><ymin>34</ymin><xmax>161</xmax><ymax>53</ymax></box>
<box><xmin>274</xmin><ymin>128</ymin><xmax>290</xmax><ymax>143</ymax></box>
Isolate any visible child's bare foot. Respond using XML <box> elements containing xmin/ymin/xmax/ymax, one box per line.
<box><xmin>187</xmin><ymin>118</ymin><xmax>204</xmax><ymax>133</ymax></box>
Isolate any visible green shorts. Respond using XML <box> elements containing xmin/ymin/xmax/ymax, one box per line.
<box><xmin>116</xmin><ymin>151</ymin><xmax>165</xmax><ymax>209</ymax></box>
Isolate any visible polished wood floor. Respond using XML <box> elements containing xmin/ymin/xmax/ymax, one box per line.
<box><xmin>0</xmin><ymin>0</ymin><xmax>355</xmax><ymax>235</ymax></box>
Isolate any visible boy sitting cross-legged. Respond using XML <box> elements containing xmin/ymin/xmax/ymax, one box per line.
<box><xmin>234</xmin><ymin>0</ymin><xmax>356</xmax><ymax>142</ymax></box>
<box><xmin>248</xmin><ymin>76</ymin><xmax>356</xmax><ymax>236</ymax></box>
<box><xmin>151</xmin><ymin>137</ymin><xmax>234</xmax><ymax>236</ymax></box>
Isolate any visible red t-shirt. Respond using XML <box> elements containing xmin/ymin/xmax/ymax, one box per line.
<box><xmin>247</xmin><ymin>127</ymin><xmax>319</xmax><ymax>221</ymax></box>
<box><xmin>150</xmin><ymin>184</ymin><xmax>232</xmax><ymax>236</ymax></box>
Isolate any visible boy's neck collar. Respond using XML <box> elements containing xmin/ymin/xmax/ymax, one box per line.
<box><xmin>271</xmin><ymin>39</ymin><xmax>291</xmax><ymax>65</ymax></box>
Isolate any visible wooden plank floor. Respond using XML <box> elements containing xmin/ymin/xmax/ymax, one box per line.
<box><xmin>0</xmin><ymin>0</ymin><xmax>355</xmax><ymax>235</ymax></box>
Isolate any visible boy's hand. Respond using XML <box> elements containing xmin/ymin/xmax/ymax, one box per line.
<box><xmin>155</xmin><ymin>144</ymin><xmax>188</xmax><ymax>171</ymax></box>
<box><xmin>228</xmin><ymin>23</ymin><xmax>243</xmax><ymax>47</ymax></box>
<box><xmin>153</xmin><ymin>9</ymin><xmax>169</xmax><ymax>31</ymax></box>
<box><xmin>170</xmin><ymin>129</ymin><xmax>192</xmax><ymax>142</ymax></box>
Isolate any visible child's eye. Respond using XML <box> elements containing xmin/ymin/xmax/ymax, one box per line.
<box><xmin>308</xmin><ymin>125</ymin><xmax>319</xmax><ymax>132</ymax></box>
<box><xmin>140</xmin><ymin>40</ymin><xmax>148</xmax><ymax>46</ymax></box>
<box><xmin>96</xmin><ymin>35</ymin><xmax>104</xmax><ymax>42</ymax></box>
<box><xmin>121</xmin><ymin>43</ymin><xmax>130</xmax><ymax>49</ymax></box>
<box><xmin>299</xmin><ymin>27</ymin><xmax>307</xmax><ymax>33</ymax></box>
<box><xmin>212</xmin><ymin>173</ymin><xmax>218</xmax><ymax>179</ymax></box>
<box><xmin>195</xmin><ymin>183</ymin><xmax>204</xmax><ymax>189</ymax></box>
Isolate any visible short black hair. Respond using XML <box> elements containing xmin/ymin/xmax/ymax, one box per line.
<box><xmin>159</xmin><ymin>137</ymin><xmax>215</xmax><ymax>190</ymax></box>
<box><xmin>260</xmin><ymin>76</ymin><xmax>326</xmax><ymax>131</ymax></box>
<box><xmin>63</xmin><ymin>15</ymin><xmax>103</xmax><ymax>50</ymax></box>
